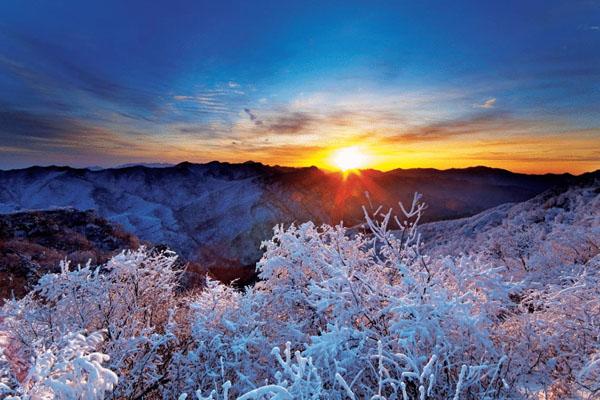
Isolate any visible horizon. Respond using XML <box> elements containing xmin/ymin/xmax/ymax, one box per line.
<box><xmin>1</xmin><ymin>1</ymin><xmax>599</xmax><ymax>173</ymax></box>
<box><xmin>1</xmin><ymin>159</ymin><xmax>597</xmax><ymax>176</ymax></box>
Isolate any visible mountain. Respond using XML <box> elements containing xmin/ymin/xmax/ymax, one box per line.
<box><xmin>2</xmin><ymin>170</ymin><xmax>598</xmax><ymax>399</ymax></box>
<box><xmin>114</xmin><ymin>162</ymin><xmax>175</xmax><ymax>169</ymax></box>
<box><xmin>0</xmin><ymin>208</ymin><xmax>213</xmax><ymax>301</ymax></box>
<box><xmin>0</xmin><ymin>162</ymin><xmax>585</xmax><ymax>271</ymax></box>
<box><xmin>420</xmin><ymin>170</ymin><xmax>600</xmax><ymax>280</ymax></box>
<box><xmin>0</xmin><ymin>208</ymin><xmax>140</xmax><ymax>300</ymax></box>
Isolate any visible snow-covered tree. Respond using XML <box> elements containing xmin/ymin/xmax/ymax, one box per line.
<box><xmin>1</xmin><ymin>185</ymin><xmax>598</xmax><ymax>399</ymax></box>
<box><xmin>1</xmin><ymin>247</ymin><xmax>182</xmax><ymax>399</ymax></box>
<box><xmin>0</xmin><ymin>331</ymin><xmax>117</xmax><ymax>400</ymax></box>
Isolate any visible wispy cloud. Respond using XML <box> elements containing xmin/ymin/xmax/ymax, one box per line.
<box><xmin>474</xmin><ymin>98</ymin><xmax>496</xmax><ymax>109</ymax></box>
<box><xmin>0</xmin><ymin>105</ymin><xmax>168</xmax><ymax>161</ymax></box>
<box><xmin>244</xmin><ymin>108</ymin><xmax>263</xmax><ymax>126</ymax></box>
<box><xmin>261</xmin><ymin>111</ymin><xmax>316</xmax><ymax>134</ymax></box>
<box><xmin>380</xmin><ymin>111</ymin><xmax>537</xmax><ymax>144</ymax></box>
<box><xmin>0</xmin><ymin>31</ymin><xmax>162</xmax><ymax>124</ymax></box>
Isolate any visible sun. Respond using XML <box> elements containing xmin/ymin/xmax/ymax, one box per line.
<box><xmin>331</xmin><ymin>146</ymin><xmax>367</xmax><ymax>172</ymax></box>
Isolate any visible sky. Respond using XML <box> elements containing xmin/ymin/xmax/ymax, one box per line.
<box><xmin>0</xmin><ymin>0</ymin><xmax>599</xmax><ymax>173</ymax></box>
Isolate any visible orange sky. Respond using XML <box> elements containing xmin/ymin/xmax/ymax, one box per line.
<box><xmin>121</xmin><ymin>121</ymin><xmax>599</xmax><ymax>175</ymax></box>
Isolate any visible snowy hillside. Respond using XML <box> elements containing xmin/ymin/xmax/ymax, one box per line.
<box><xmin>1</xmin><ymin>177</ymin><xmax>599</xmax><ymax>399</ymax></box>
<box><xmin>0</xmin><ymin>162</ymin><xmax>576</xmax><ymax>271</ymax></box>
<box><xmin>0</xmin><ymin>208</ymin><xmax>140</xmax><ymax>300</ymax></box>
<box><xmin>420</xmin><ymin>173</ymin><xmax>600</xmax><ymax>282</ymax></box>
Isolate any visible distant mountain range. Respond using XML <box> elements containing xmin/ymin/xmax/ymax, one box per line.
<box><xmin>0</xmin><ymin>162</ymin><xmax>591</xmax><ymax>271</ymax></box>
<box><xmin>86</xmin><ymin>163</ymin><xmax>175</xmax><ymax>171</ymax></box>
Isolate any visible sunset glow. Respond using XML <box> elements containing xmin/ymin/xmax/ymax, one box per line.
<box><xmin>0</xmin><ymin>1</ymin><xmax>597</xmax><ymax>174</ymax></box>
<box><xmin>331</xmin><ymin>147</ymin><xmax>368</xmax><ymax>171</ymax></box>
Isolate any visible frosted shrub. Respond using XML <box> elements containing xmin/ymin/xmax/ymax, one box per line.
<box><xmin>165</xmin><ymin>279</ymin><xmax>273</xmax><ymax>398</ymax></box>
<box><xmin>1</xmin><ymin>247</ymin><xmax>182</xmax><ymax>399</ymax></box>
<box><xmin>579</xmin><ymin>350</ymin><xmax>600</xmax><ymax>395</ymax></box>
<box><xmin>1</xmin><ymin>331</ymin><xmax>117</xmax><ymax>400</ymax></box>
<box><xmin>497</xmin><ymin>255</ymin><xmax>600</xmax><ymax>397</ymax></box>
<box><xmin>2</xmin><ymin>188</ymin><xmax>598</xmax><ymax>399</ymax></box>
<box><xmin>179</xmin><ymin>194</ymin><xmax>513</xmax><ymax>399</ymax></box>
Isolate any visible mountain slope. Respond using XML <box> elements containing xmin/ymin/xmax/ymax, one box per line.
<box><xmin>0</xmin><ymin>162</ymin><xmax>583</xmax><ymax>270</ymax></box>
<box><xmin>420</xmin><ymin>171</ymin><xmax>600</xmax><ymax>281</ymax></box>
<box><xmin>0</xmin><ymin>208</ymin><xmax>140</xmax><ymax>300</ymax></box>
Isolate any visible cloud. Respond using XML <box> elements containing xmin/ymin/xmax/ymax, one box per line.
<box><xmin>0</xmin><ymin>31</ymin><xmax>161</xmax><ymax>120</ymax></box>
<box><xmin>244</xmin><ymin>108</ymin><xmax>263</xmax><ymax>126</ymax></box>
<box><xmin>170</xmin><ymin>87</ymin><xmax>247</xmax><ymax>118</ymax></box>
<box><xmin>0</xmin><ymin>107</ymin><xmax>78</xmax><ymax>141</ymax></box>
<box><xmin>228</xmin><ymin>81</ymin><xmax>240</xmax><ymax>88</ymax></box>
<box><xmin>262</xmin><ymin>111</ymin><xmax>316</xmax><ymax>134</ymax></box>
<box><xmin>579</xmin><ymin>24</ymin><xmax>599</xmax><ymax>31</ymax></box>
<box><xmin>241</xmin><ymin>105</ymin><xmax>403</xmax><ymax>138</ymax></box>
<box><xmin>0</xmin><ymin>105</ymin><xmax>160</xmax><ymax>159</ymax></box>
<box><xmin>379</xmin><ymin>111</ymin><xmax>544</xmax><ymax>144</ymax></box>
<box><xmin>474</xmin><ymin>98</ymin><xmax>496</xmax><ymax>109</ymax></box>
<box><xmin>462</xmin><ymin>151</ymin><xmax>600</xmax><ymax>163</ymax></box>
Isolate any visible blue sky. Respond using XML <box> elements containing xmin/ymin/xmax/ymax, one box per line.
<box><xmin>0</xmin><ymin>0</ymin><xmax>598</xmax><ymax>172</ymax></box>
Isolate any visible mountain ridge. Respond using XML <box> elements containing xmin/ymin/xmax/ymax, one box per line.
<box><xmin>0</xmin><ymin>161</ymin><xmax>590</xmax><ymax>177</ymax></box>
<box><xmin>0</xmin><ymin>162</ymin><xmax>594</xmax><ymax>271</ymax></box>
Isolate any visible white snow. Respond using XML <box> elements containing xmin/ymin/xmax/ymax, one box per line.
<box><xmin>1</xmin><ymin>180</ymin><xmax>599</xmax><ymax>399</ymax></box>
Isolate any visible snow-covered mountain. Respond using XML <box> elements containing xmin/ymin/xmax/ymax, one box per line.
<box><xmin>421</xmin><ymin>171</ymin><xmax>600</xmax><ymax>281</ymax></box>
<box><xmin>1</xmin><ymin>170</ymin><xmax>599</xmax><ymax>399</ymax></box>
<box><xmin>0</xmin><ymin>162</ymin><xmax>582</xmax><ymax>270</ymax></box>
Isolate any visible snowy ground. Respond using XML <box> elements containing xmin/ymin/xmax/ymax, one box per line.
<box><xmin>1</xmin><ymin>175</ymin><xmax>598</xmax><ymax>399</ymax></box>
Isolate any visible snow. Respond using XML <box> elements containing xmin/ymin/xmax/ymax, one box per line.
<box><xmin>1</xmin><ymin>179</ymin><xmax>599</xmax><ymax>399</ymax></box>
<box><xmin>0</xmin><ymin>165</ymin><xmax>317</xmax><ymax>268</ymax></box>
<box><xmin>0</xmin><ymin>164</ymin><xmax>571</xmax><ymax>270</ymax></box>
